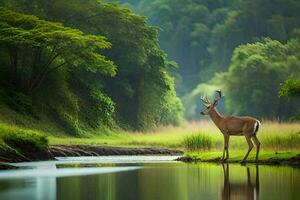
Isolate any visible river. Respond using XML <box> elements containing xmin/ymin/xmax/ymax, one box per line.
<box><xmin>0</xmin><ymin>156</ymin><xmax>299</xmax><ymax>200</ymax></box>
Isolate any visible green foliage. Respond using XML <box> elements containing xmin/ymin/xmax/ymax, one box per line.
<box><xmin>159</xmin><ymin>83</ymin><xmax>183</xmax><ymax>126</ymax></box>
<box><xmin>3</xmin><ymin>90</ymin><xmax>33</xmax><ymax>115</ymax></box>
<box><xmin>0</xmin><ymin>1</ymin><xmax>183</xmax><ymax>132</ymax></box>
<box><xmin>130</xmin><ymin>0</ymin><xmax>235</xmax><ymax>92</ymax></box>
<box><xmin>279</xmin><ymin>76</ymin><xmax>300</xmax><ymax>97</ymax></box>
<box><xmin>0</xmin><ymin>7</ymin><xmax>115</xmax><ymax>94</ymax></box>
<box><xmin>39</xmin><ymin>0</ymin><xmax>183</xmax><ymax>130</ymax></box>
<box><xmin>0</xmin><ymin>124</ymin><xmax>48</xmax><ymax>152</ymax></box>
<box><xmin>136</xmin><ymin>63</ymin><xmax>183</xmax><ymax>129</ymax></box>
<box><xmin>90</xmin><ymin>89</ymin><xmax>116</xmax><ymax>127</ymax></box>
<box><xmin>0</xmin><ymin>6</ymin><xmax>117</xmax><ymax>134</ymax></box>
<box><xmin>279</xmin><ymin>76</ymin><xmax>300</xmax><ymax>120</ymax></box>
<box><xmin>117</xmin><ymin>0</ymin><xmax>300</xmax><ymax>99</ymax></box>
<box><xmin>183</xmin><ymin>133</ymin><xmax>212</xmax><ymax>151</ymax></box>
<box><xmin>215</xmin><ymin>38</ymin><xmax>300</xmax><ymax>119</ymax></box>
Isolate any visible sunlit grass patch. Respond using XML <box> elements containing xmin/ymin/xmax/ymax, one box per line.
<box><xmin>260</xmin><ymin>132</ymin><xmax>300</xmax><ymax>150</ymax></box>
<box><xmin>185</xmin><ymin>150</ymin><xmax>300</xmax><ymax>162</ymax></box>
<box><xmin>182</xmin><ymin>133</ymin><xmax>213</xmax><ymax>151</ymax></box>
<box><xmin>49</xmin><ymin>121</ymin><xmax>300</xmax><ymax>152</ymax></box>
<box><xmin>0</xmin><ymin>123</ymin><xmax>48</xmax><ymax>154</ymax></box>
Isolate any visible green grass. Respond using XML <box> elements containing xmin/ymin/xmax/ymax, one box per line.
<box><xmin>49</xmin><ymin>121</ymin><xmax>300</xmax><ymax>151</ymax></box>
<box><xmin>182</xmin><ymin>133</ymin><xmax>212</xmax><ymax>151</ymax></box>
<box><xmin>181</xmin><ymin>131</ymin><xmax>300</xmax><ymax>152</ymax></box>
<box><xmin>0</xmin><ymin>119</ymin><xmax>299</xmax><ymax>162</ymax></box>
<box><xmin>184</xmin><ymin>151</ymin><xmax>300</xmax><ymax>162</ymax></box>
<box><xmin>0</xmin><ymin>103</ymin><xmax>67</xmax><ymax>137</ymax></box>
<box><xmin>0</xmin><ymin>95</ymin><xmax>298</xmax><ymax>164</ymax></box>
<box><xmin>0</xmin><ymin>123</ymin><xmax>48</xmax><ymax>155</ymax></box>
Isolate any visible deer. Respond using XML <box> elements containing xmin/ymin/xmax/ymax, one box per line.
<box><xmin>200</xmin><ymin>91</ymin><xmax>261</xmax><ymax>163</ymax></box>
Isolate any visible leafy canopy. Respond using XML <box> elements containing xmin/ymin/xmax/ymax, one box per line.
<box><xmin>0</xmin><ymin>7</ymin><xmax>116</xmax><ymax>77</ymax></box>
<box><xmin>216</xmin><ymin>38</ymin><xmax>300</xmax><ymax>118</ymax></box>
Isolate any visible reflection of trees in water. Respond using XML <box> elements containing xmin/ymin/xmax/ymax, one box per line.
<box><xmin>222</xmin><ymin>163</ymin><xmax>259</xmax><ymax>200</ymax></box>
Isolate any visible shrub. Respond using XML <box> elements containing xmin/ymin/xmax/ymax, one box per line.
<box><xmin>90</xmin><ymin>89</ymin><xmax>115</xmax><ymax>128</ymax></box>
<box><xmin>183</xmin><ymin>133</ymin><xmax>213</xmax><ymax>151</ymax></box>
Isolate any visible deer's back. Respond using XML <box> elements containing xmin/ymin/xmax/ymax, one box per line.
<box><xmin>222</xmin><ymin>116</ymin><xmax>258</xmax><ymax>135</ymax></box>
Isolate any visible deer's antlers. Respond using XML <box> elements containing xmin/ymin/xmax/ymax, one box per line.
<box><xmin>214</xmin><ymin>90</ymin><xmax>224</xmax><ymax>104</ymax></box>
<box><xmin>201</xmin><ymin>90</ymin><xmax>224</xmax><ymax>106</ymax></box>
<box><xmin>200</xmin><ymin>96</ymin><xmax>211</xmax><ymax>107</ymax></box>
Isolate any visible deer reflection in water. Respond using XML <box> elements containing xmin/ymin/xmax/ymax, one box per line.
<box><xmin>221</xmin><ymin>163</ymin><xmax>259</xmax><ymax>200</ymax></box>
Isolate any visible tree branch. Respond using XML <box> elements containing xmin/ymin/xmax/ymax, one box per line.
<box><xmin>28</xmin><ymin>62</ymin><xmax>67</xmax><ymax>93</ymax></box>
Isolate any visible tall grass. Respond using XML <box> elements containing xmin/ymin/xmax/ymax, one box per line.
<box><xmin>0</xmin><ymin>120</ymin><xmax>298</xmax><ymax>159</ymax></box>
<box><xmin>182</xmin><ymin>133</ymin><xmax>212</xmax><ymax>151</ymax></box>
<box><xmin>182</xmin><ymin>121</ymin><xmax>300</xmax><ymax>151</ymax></box>
<box><xmin>49</xmin><ymin>120</ymin><xmax>300</xmax><ymax>152</ymax></box>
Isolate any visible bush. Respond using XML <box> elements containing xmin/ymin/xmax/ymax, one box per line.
<box><xmin>0</xmin><ymin>125</ymin><xmax>48</xmax><ymax>153</ymax></box>
<box><xmin>183</xmin><ymin>133</ymin><xmax>213</xmax><ymax>151</ymax></box>
<box><xmin>51</xmin><ymin>108</ymin><xmax>80</xmax><ymax>136</ymax></box>
<box><xmin>89</xmin><ymin>89</ymin><xmax>115</xmax><ymax>128</ymax></box>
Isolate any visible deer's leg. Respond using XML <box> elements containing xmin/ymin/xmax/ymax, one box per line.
<box><xmin>241</xmin><ymin>136</ymin><xmax>254</xmax><ymax>163</ymax></box>
<box><xmin>224</xmin><ymin>135</ymin><xmax>230</xmax><ymax>161</ymax></box>
<box><xmin>222</xmin><ymin>134</ymin><xmax>229</xmax><ymax>161</ymax></box>
<box><xmin>252</xmin><ymin>135</ymin><xmax>261</xmax><ymax>162</ymax></box>
<box><xmin>222</xmin><ymin>135</ymin><xmax>226</xmax><ymax>160</ymax></box>
<box><xmin>222</xmin><ymin>149</ymin><xmax>225</xmax><ymax>161</ymax></box>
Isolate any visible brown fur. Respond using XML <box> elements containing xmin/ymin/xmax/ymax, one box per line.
<box><xmin>201</xmin><ymin>99</ymin><xmax>261</xmax><ymax>163</ymax></box>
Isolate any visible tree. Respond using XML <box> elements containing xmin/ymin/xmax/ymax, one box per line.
<box><xmin>0</xmin><ymin>7</ymin><xmax>117</xmax><ymax>134</ymax></box>
<box><xmin>39</xmin><ymin>0</ymin><xmax>183</xmax><ymax>129</ymax></box>
<box><xmin>279</xmin><ymin>76</ymin><xmax>300</xmax><ymax>98</ymax></box>
<box><xmin>0</xmin><ymin>1</ymin><xmax>183</xmax><ymax>131</ymax></box>
<box><xmin>215</xmin><ymin>38</ymin><xmax>300</xmax><ymax>119</ymax></box>
<box><xmin>279</xmin><ymin>76</ymin><xmax>300</xmax><ymax>120</ymax></box>
<box><xmin>0</xmin><ymin>7</ymin><xmax>115</xmax><ymax>94</ymax></box>
<box><xmin>116</xmin><ymin>0</ymin><xmax>300</xmax><ymax>96</ymax></box>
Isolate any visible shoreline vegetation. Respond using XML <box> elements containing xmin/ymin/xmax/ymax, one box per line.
<box><xmin>1</xmin><ymin>121</ymin><xmax>299</xmax><ymax>167</ymax></box>
<box><xmin>177</xmin><ymin>151</ymin><xmax>300</xmax><ymax>166</ymax></box>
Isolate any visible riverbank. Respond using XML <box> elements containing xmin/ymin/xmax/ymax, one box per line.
<box><xmin>0</xmin><ymin>145</ymin><xmax>183</xmax><ymax>163</ymax></box>
<box><xmin>1</xmin><ymin>145</ymin><xmax>300</xmax><ymax>167</ymax></box>
<box><xmin>178</xmin><ymin>151</ymin><xmax>300</xmax><ymax>166</ymax></box>
<box><xmin>1</xmin><ymin>121</ymin><xmax>300</xmax><ymax>167</ymax></box>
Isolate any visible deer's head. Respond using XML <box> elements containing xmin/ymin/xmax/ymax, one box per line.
<box><xmin>200</xmin><ymin>90</ymin><xmax>223</xmax><ymax>115</ymax></box>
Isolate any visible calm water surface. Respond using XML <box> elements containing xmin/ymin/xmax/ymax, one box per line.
<box><xmin>0</xmin><ymin>156</ymin><xmax>299</xmax><ymax>200</ymax></box>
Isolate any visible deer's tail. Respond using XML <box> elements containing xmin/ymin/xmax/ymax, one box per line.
<box><xmin>254</xmin><ymin>120</ymin><xmax>261</xmax><ymax>135</ymax></box>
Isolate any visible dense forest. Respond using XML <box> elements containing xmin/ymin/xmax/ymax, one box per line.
<box><xmin>116</xmin><ymin>0</ymin><xmax>300</xmax><ymax>120</ymax></box>
<box><xmin>0</xmin><ymin>0</ymin><xmax>299</xmax><ymax>136</ymax></box>
<box><xmin>0</xmin><ymin>0</ymin><xmax>183</xmax><ymax>135</ymax></box>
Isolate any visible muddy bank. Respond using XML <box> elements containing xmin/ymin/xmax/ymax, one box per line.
<box><xmin>0</xmin><ymin>145</ymin><xmax>183</xmax><ymax>163</ymax></box>
<box><xmin>176</xmin><ymin>155</ymin><xmax>300</xmax><ymax>166</ymax></box>
<box><xmin>0</xmin><ymin>163</ymin><xmax>19</xmax><ymax>170</ymax></box>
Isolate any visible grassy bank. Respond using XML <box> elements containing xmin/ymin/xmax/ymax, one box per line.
<box><xmin>0</xmin><ymin>123</ymin><xmax>48</xmax><ymax>162</ymax></box>
<box><xmin>49</xmin><ymin>121</ymin><xmax>300</xmax><ymax>150</ymax></box>
<box><xmin>50</xmin><ymin>121</ymin><xmax>300</xmax><ymax>164</ymax></box>
<box><xmin>0</xmin><ymin>120</ymin><xmax>299</xmax><ymax>163</ymax></box>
